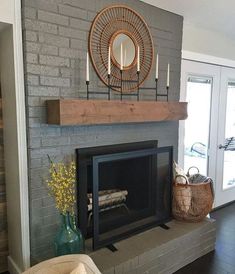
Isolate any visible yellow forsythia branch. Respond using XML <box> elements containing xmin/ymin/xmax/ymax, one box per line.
<box><xmin>46</xmin><ymin>160</ymin><xmax>76</xmax><ymax>216</ymax></box>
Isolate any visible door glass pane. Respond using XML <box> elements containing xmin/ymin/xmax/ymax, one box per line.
<box><xmin>184</xmin><ymin>76</ymin><xmax>212</xmax><ymax>175</ymax></box>
<box><xmin>223</xmin><ymin>82</ymin><xmax>235</xmax><ymax>189</ymax></box>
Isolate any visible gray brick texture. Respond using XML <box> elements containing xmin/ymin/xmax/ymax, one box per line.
<box><xmin>21</xmin><ymin>0</ymin><xmax>183</xmax><ymax>264</ymax></box>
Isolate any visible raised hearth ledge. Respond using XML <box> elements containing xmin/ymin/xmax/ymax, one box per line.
<box><xmin>46</xmin><ymin>99</ymin><xmax>188</xmax><ymax>126</ymax></box>
<box><xmin>89</xmin><ymin>218</ymin><xmax>216</xmax><ymax>274</ymax></box>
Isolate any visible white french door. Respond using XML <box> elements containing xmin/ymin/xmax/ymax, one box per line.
<box><xmin>216</xmin><ymin>67</ymin><xmax>235</xmax><ymax>206</ymax></box>
<box><xmin>180</xmin><ymin>60</ymin><xmax>235</xmax><ymax>207</ymax></box>
<box><xmin>179</xmin><ymin>60</ymin><xmax>220</xmax><ymax>196</ymax></box>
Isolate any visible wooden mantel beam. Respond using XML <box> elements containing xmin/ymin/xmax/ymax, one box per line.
<box><xmin>46</xmin><ymin>99</ymin><xmax>188</xmax><ymax>126</ymax></box>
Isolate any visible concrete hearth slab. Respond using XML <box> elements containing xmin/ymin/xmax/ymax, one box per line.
<box><xmin>90</xmin><ymin>218</ymin><xmax>216</xmax><ymax>274</ymax></box>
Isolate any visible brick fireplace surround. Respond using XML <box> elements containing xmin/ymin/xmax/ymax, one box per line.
<box><xmin>21</xmin><ymin>0</ymin><xmax>183</xmax><ymax>265</ymax></box>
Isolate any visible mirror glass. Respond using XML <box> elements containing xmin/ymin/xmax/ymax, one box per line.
<box><xmin>112</xmin><ymin>34</ymin><xmax>136</xmax><ymax>67</ymax></box>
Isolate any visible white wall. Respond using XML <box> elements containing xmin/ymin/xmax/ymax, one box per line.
<box><xmin>142</xmin><ymin>0</ymin><xmax>235</xmax><ymax>61</ymax></box>
<box><xmin>183</xmin><ymin>23</ymin><xmax>235</xmax><ymax>61</ymax></box>
<box><xmin>0</xmin><ymin>0</ymin><xmax>14</xmax><ymax>24</ymax></box>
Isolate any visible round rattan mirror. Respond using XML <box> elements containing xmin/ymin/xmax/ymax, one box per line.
<box><xmin>89</xmin><ymin>5</ymin><xmax>154</xmax><ymax>92</ymax></box>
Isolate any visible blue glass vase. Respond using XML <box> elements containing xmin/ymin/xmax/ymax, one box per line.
<box><xmin>54</xmin><ymin>212</ymin><xmax>84</xmax><ymax>256</ymax></box>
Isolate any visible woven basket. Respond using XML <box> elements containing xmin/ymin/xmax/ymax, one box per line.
<box><xmin>172</xmin><ymin>174</ymin><xmax>214</xmax><ymax>222</ymax></box>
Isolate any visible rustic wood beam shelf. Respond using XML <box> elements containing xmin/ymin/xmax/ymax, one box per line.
<box><xmin>46</xmin><ymin>99</ymin><xmax>188</xmax><ymax>126</ymax></box>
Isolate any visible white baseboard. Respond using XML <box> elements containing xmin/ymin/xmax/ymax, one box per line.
<box><xmin>8</xmin><ymin>256</ymin><xmax>23</xmax><ymax>274</ymax></box>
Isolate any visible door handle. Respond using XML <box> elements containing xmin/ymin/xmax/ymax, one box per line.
<box><xmin>218</xmin><ymin>144</ymin><xmax>226</xmax><ymax>149</ymax></box>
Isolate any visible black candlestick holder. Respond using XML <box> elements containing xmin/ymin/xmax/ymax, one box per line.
<box><xmin>108</xmin><ymin>74</ymin><xmax>111</xmax><ymax>100</ymax></box>
<box><xmin>120</xmin><ymin>70</ymin><xmax>123</xmax><ymax>101</ymax></box>
<box><xmin>85</xmin><ymin>70</ymin><xmax>169</xmax><ymax>102</ymax></box>
<box><xmin>86</xmin><ymin>80</ymin><xmax>89</xmax><ymax>100</ymax></box>
<box><xmin>137</xmin><ymin>71</ymin><xmax>140</xmax><ymax>101</ymax></box>
<box><xmin>155</xmin><ymin>78</ymin><xmax>158</xmax><ymax>101</ymax></box>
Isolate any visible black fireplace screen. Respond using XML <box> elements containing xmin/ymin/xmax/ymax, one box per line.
<box><xmin>76</xmin><ymin>141</ymin><xmax>173</xmax><ymax>250</ymax></box>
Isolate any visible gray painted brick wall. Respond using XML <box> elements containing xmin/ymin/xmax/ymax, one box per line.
<box><xmin>21</xmin><ymin>0</ymin><xmax>183</xmax><ymax>264</ymax></box>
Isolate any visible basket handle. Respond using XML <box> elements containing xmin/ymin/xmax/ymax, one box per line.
<box><xmin>186</xmin><ymin>166</ymin><xmax>199</xmax><ymax>177</ymax></box>
<box><xmin>175</xmin><ymin>174</ymin><xmax>189</xmax><ymax>185</ymax></box>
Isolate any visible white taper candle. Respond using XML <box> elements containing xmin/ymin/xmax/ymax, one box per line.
<box><xmin>137</xmin><ymin>46</ymin><xmax>140</xmax><ymax>72</ymax></box>
<box><xmin>167</xmin><ymin>63</ymin><xmax>170</xmax><ymax>87</ymax></box>
<box><xmin>108</xmin><ymin>46</ymin><xmax>111</xmax><ymax>75</ymax></box>
<box><xmin>86</xmin><ymin>52</ymin><xmax>89</xmax><ymax>82</ymax></box>
<box><xmin>120</xmin><ymin>43</ymin><xmax>123</xmax><ymax>70</ymax></box>
<box><xmin>156</xmin><ymin>54</ymin><xmax>159</xmax><ymax>79</ymax></box>
<box><xmin>124</xmin><ymin>48</ymin><xmax>127</xmax><ymax>68</ymax></box>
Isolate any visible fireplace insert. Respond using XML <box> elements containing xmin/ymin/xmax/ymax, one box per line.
<box><xmin>76</xmin><ymin>141</ymin><xmax>173</xmax><ymax>250</ymax></box>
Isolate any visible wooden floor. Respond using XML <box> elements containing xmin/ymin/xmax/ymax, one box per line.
<box><xmin>175</xmin><ymin>202</ymin><xmax>235</xmax><ymax>274</ymax></box>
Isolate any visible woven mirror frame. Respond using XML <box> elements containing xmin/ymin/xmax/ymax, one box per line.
<box><xmin>89</xmin><ymin>5</ymin><xmax>154</xmax><ymax>92</ymax></box>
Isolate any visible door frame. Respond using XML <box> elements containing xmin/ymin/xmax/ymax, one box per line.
<box><xmin>13</xmin><ymin>0</ymin><xmax>30</xmax><ymax>269</ymax></box>
<box><xmin>182</xmin><ymin>50</ymin><xmax>235</xmax><ymax>68</ymax></box>
<box><xmin>0</xmin><ymin>0</ymin><xmax>30</xmax><ymax>272</ymax></box>
<box><xmin>179</xmin><ymin>59</ymin><xmax>221</xmax><ymax>206</ymax></box>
